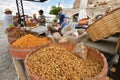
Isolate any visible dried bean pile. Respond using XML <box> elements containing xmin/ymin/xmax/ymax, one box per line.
<box><xmin>26</xmin><ymin>45</ymin><xmax>102</xmax><ymax>80</ymax></box>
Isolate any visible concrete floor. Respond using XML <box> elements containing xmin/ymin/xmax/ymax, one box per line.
<box><xmin>0</xmin><ymin>27</ymin><xmax>17</xmax><ymax>80</ymax></box>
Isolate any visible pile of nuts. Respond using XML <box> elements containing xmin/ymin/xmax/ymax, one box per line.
<box><xmin>26</xmin><ymin>45</ymin><xmax>102</xmax><ymax>80</ymax></box>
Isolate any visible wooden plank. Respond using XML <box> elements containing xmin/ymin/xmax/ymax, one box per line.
<box><xmin>82</xmin><ymin>36</ymin><xmax>118</xmax><ymax>54</ymax></box>
<box><xmin>12</xmin><ymin>58</ymin><xmax>28</xmax><ymax>80</ymax></box>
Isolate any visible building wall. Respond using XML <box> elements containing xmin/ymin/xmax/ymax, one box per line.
<box><xmin>64</xmin><ymin>0</ymin><xmax>120</xmax><ymax>21</ymax></box>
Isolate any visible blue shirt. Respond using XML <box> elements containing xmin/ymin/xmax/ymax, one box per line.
<box><xmin>59</xmin><ymin>12</ymin><xmax>68</xmax><ymax>28</ymax></box>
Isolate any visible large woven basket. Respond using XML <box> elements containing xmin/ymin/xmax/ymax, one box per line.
<box><xmin>8</xmin><ymin>37</ymin><xmax>52</xmax><ymax>60</ymax></box>
<box><xmin>24</xmin><ymin>43</ymin><xmax>108</xmax><ymax>80</ymax></box>
<box><xmin>86</xmin><ymin>7</ymin><xmax>120</xmax><ymax>42</ymax></box>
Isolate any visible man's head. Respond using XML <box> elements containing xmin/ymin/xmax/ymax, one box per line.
<box><xmin>58</xmin><ymin>8</ymin><xmax>62</xmax><ymax>14</ymax></box>
<box><xmin>38</xmin><ymin>10</ymin><xmax>44</xmax><ymax>15</ymax></box>
<box><xmin>33</xmin><ymin>13</ymin><xmax>36</xmax><ymax>18</ymax></box>
<box><xmin>4</xmin><ymin>8</ymin><xmax>12</xmax><ymax>14</ymax></box>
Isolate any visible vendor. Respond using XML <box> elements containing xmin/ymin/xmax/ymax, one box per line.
<box><xmin>58</xmin><ymin>8</ymin><xmax>68</xmax><ymax>29</ymax></box>
<box><xmin>38</xmin><ymin>10</ymin><xmax>46</xmax><ymax>26</ymax></box>
<box><xmin>31</xmin><ymin>13</ymin><xmax>38</xmax><ymax>24</ymax></box>
<box><xmin>3</xmin><ymin>8</ymin><xmax>13</xmax><ymax>30</ymax></box>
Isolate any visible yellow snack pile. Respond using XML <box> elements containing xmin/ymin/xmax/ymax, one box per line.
<box><xmin>12</xmin><ymin>34</ymin><xmax>49</xmax><ymax>47</ymax></box>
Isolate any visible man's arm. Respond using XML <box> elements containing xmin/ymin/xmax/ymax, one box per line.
<box><xmin>60</xmin><ymin>18</ymin><xmax>67</xmax><ymax>27</ymax></box>
<box><xmin>60</xmin><ymin>15</ymin><xmax>67</xmax><ymax>28</ymax></box>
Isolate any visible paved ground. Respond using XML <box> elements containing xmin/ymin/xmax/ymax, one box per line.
<box><xmin>0</xmin><ymin>27</ymin><xmax>17</xmax><ymax>80</ymax></box>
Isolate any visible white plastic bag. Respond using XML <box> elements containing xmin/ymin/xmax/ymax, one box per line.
<box><xmin>61</xmin><ymin>25</ymin><xmax>75</xmax><ymax>34</ymax></box>
<box><xmin>46</xmin><ymin>31</ymin><xmax>55</xmax><ymax>42</ymax></box>
<box><xmin>52</xmin><ymin>32</ymin><xmax>61</xmax><ymax>42</ymax></box>
<box><xmin>72</xmin><ymin>42</ymin><xmax>88</xmax><ymax>60</ymax></box>
<box><xmin>62</xmin><ymin>30</ymin><xmax>79</xmax><ymax>43</ymax></box>
<box><xmin>73</xmin><ymin>29</ymin><xmax>79</xmax><ymax>37</ymax></box>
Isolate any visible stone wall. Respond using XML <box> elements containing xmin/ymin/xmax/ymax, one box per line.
<box><xmin>73</xmin><ymin>0</ymin><xmax>80</xmax><ymax>9</ymax></box>
<box><xmin>64</xmin><ymin>0</ymin><xmax>120</xmax><ymax>21</ymax></box>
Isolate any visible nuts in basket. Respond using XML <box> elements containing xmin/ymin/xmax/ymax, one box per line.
<box><xmin>26</xmin><ymin>45</ymin><xmax>102</xmax><ymax>80</ymax></box>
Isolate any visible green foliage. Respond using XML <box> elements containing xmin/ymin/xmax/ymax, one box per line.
<box><xmin>53</xmin><ymin>19</ymin><xmax>57</xmax><ymax>22</ymax></box>
<box><xmin>49</xmin><ymin>6</ymin><xmax>62</xmax><ymax>17</ymax></box>
<box><xmin>8</xmin><ymin>24</ymin><xmax>14</xmax><ymax>28</ymax></box>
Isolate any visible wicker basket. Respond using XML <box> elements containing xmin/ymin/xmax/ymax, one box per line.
<box><xmin>24</xmin><ymin>43</ymin><xmax>108</xmax><ymax>80</ymax></box>
<box><xmin>7</xmin><ymin>30</ymin><xmax>39</xmax><ymax>44</ymax></box>
<box><xmin>86</xmin><ymin>7</ymin><xmax>120</xmax><ymax>42</ymax></box>
<box><xmin>8</xmin><ymin>37</ymin><xmax>52</xmax><ymax>60</ymax></box>
<box><xmin>8</xmin><ymin>37</ymin><xmax>17</xmax><ymax>44</ymax></box>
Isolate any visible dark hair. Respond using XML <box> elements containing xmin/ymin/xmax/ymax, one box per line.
<box><xmin>39</xmin><ymin>10</ymin><xmax>44</xmax><ymax>14</ymax></box>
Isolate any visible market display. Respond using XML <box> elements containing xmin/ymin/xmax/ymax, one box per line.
<box><xmin>4</xmin><ymin>0</ymin><xmax>120</xmax><ymax>80</ymax></box>
<box><xmin>12</xmin><ymin>34</ymin><xmax>50</xmax><ymax>47</ymax></box>
<box><xmin>7</xmin><ymin>26</ymin><xmax>39</xmax><ymax>43</ymax></box>
<box><xmin>9</xmin><ymin>34</ymin><xmax>52</xmax><ymax>59</ymax></box>
<box><xmin>8</xmin><ymin>28</ymin><xmax>38</xmax><ymax>39</ymax></box>
<box><xmin>25</xmin><ymin>45</ymin><xmax>102</xmax><ymax>80</ymax></box>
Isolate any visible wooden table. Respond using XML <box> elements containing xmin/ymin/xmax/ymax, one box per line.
<box><xmin>12</xmin><ymin>58</ymin><xmax>30</xmax><ymax>80</ymax></box>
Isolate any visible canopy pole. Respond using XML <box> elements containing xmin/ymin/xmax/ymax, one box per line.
<box><xmin>78</xmin><ymin>0</ymin><xmax>88</xmax><ymax>21</ymax></box>
<box><xmin>16</xmin><ymin>0</ymin><xmax>26</xmax><ymax>27</ymax></box>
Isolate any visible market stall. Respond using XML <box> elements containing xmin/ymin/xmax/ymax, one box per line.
<box><xmin>5</xmin><ymin>0</ymin><xmax>120</xmax><ymax>80</ymax></box>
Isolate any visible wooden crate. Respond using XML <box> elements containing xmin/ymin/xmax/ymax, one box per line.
<box><xmin>86</xmin><ymin>8</ymin><xmax>120</xmax><ymax>42</ymax></box>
